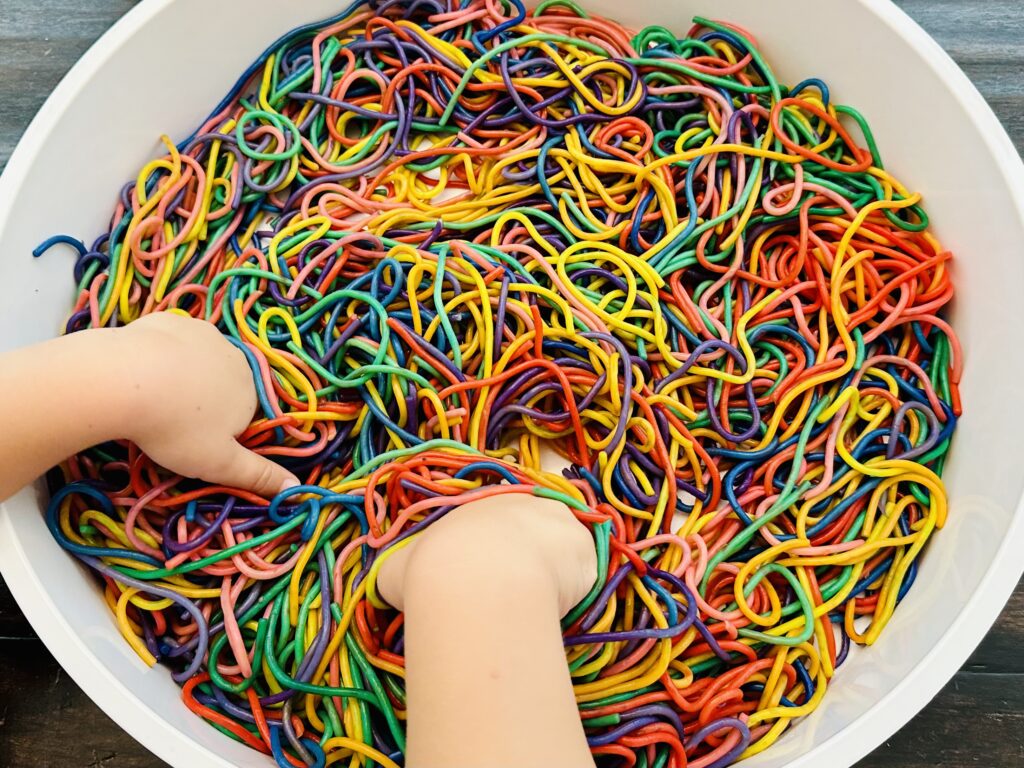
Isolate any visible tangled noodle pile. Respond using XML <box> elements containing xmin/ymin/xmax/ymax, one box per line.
<box><xmin>42</xmin><ymin>1</ymin><xmax>961</xmax><ymax>766</ymax></box>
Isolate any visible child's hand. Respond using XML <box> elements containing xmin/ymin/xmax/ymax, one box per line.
<box><xmin>377</xmin><ymin>494</ymin><xmax>597</xmax><ymax>617</ymax></box>
<box><xmin>0</xmin><ymin>312</ymin><xmax>299</xmax><ymax>502</ymax></box>
<box><xmin>375</xmin><ymin>493</ymin><xmax>598</xmax><ymax>768</ymax></box>
<box><xmin>113</xmin><ymin>312</ymin><xmax>299</xmax><ymax>497</ymax></box>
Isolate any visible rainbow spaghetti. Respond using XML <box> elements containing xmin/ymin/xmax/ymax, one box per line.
<box><xmin>40</xmin><ymin>1</ymin><xmax>961</xmax><ymax>767</ymax></box>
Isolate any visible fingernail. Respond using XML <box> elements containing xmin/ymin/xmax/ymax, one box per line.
<box><xmin>279</xmin><ymin>476</ymin><xmax>300</xmax><ymax>494</ymax></box>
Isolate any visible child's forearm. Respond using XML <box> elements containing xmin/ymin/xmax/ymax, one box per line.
<box><xmin>395</xmin><ymin>513</ymin><xmax>596</xmax><ymax>768</ymax></box>
<box><xmin>0</xmin><ymin>329</ymin><xmax>130</xmax><ymax>499</ymax></box>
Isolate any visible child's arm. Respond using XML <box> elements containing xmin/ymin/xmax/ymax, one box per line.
<box><xmin>0</xmin><ymin>312</ymin><xmax>298</xmax><ymax>501</ymax></box>
<box><xmin>377</xmin><ymin>495</ymin><xmax>598</xmax><ymax>768</ymax></box>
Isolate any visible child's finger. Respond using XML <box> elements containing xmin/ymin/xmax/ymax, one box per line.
<box><xmin>203</xmin><ymin>441</ymin><xmax>299</xmax><ymax>499</ymax></box>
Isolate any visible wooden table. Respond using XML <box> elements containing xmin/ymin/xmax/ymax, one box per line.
<box><xmin>1</xmin><ymin>1</ymin><xmax>1022</xmax><ymax>765</ymax></box>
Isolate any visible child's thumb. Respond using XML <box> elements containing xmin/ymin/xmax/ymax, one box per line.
<box><xmin>205</xmin><ymin>441</ymin><xmax>300</xmax><ymax>499</ymax></box>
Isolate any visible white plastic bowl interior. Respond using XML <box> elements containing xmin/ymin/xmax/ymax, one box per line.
<box><xmin>2</xmin><ymin>1</ymin><xmax>1023</xmax><ymax>766</ymax></box>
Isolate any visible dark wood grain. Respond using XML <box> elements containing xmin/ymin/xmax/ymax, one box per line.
<box><xmin>0</xmin><ymin>0</ymin><xmax>141</xmax><ymax>171</ymax></box>
<box><xmin>894</xmin><ymin>0</ymin><xmax>1024</xmax><ymax>150</ymax></box>
<box><xmin>0</xmin><ymin>1</ymin><xmax>1022</xmax><ymax>766</ymax></box>
<box><xmin>0</xmin><ymin>641</ymin><xmax>162</xmax><ymax>768</ymax></box>
<box><xmin>0</xmin><ymin>580</ymin><xmax>34</xmax><ymax>640</ymax></box>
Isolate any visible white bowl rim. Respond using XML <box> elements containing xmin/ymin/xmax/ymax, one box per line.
<box><xmin>1</xmin><ymin>1</ymin><xmax>1023</xmax><ymax>767</ymax></box>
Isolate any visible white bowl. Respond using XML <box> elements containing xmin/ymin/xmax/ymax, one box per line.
<box><xmin>1</xmin><ymin>1</ymin><xmax>1022</xmax><ymax>766</ymax></box>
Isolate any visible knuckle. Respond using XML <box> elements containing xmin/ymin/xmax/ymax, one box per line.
<box><xmin>252</xmin><ymin>459</ymin><xmax>278</xmax><ymax>491</ymax></box>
